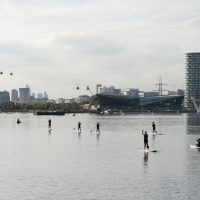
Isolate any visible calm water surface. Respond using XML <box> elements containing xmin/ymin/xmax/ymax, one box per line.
<box><xmin>0</xmin><ymin>113</ymin><xmax>199</xmax><ymax>200</ymax></box>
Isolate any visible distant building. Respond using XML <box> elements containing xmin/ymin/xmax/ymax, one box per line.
<box><xmin>44</xmin><ymin>91</ymin><xmax>48</xmax><ymax>99</ymax></box>
<box><xmin>185</xmin><ymin>52</ymin><xmax>200</xmax><ymax>108</ymax></box>
<box><xmin>32</xmin><ymin>92</ymin><xmax>35</xmax><ymax>98</ymax></box>
<box><xmin>76</xmin><ymin>95</ymin><xmax>90</xmax><ymax>103</ymax></box>
<box><xmin>69</xmin><ymin>98</ymin><xmax>77</xmax><ymax>103</ymax></box>
<box><xmin>47</xmin><ymin>99</ymin><xmax>56</xmax><ymax>104</ymax></box>
<box><xmin>56</xmin><ymin>98</ymin><xmax>65</xmax><ymax>104</ymax></box>
<box><xmin>29</xmin><ymin>97</ymin><xmax>48</xmax><ymax>105</ymax></box>
<box><xmin>19</xmin><ymin>87</ymin><xmax>30</xmax><ymax>104</ymax></box>
<box><xmin>0</xmin><ymin>91</ymin><xmax>10</xmax><ymax>104</ymax></box>
<box><xmin>127</xmin><ymin>89</ymin><xmax>139</xmax><ymax>97</ymax></box>
<box><xmin>37</xmin><ymin>93</ymin><xmax>43</xmax><ymax>99</ymax></box>
<box><xmin>177</xmin><ymin>89</ymin><xmax>184</xmax><ymax>96</ymax></box>
<box><xmin>143</xmin><ymin>92</ymin><xmax>159</xmax><ymax>97</ymax></box>
<box><xmin>100</xmin><ymin>86</ymin><xmax>121</xmax><ymax>95</ymax></box>
<box><xmin>11</xmin><ymin>89</ymin><xmax>18</xmax><ymax>103</ymax></box>
<box><xmin>168</xmin><ymin>91</ymin><xmax>177</xmax><ymax>95</ymax></box>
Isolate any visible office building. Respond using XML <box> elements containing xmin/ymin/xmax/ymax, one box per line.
<box><xmin>37</xmin><ymin>93</ymin><xmax>43</xmax><ymax>99</ymax></box>
<box><xmin>11</xmin><ymin>89</ymin><xmax>18</xmax><ymax>103</ymax></box>
<box><xmin>44</xmin><ymin>91</ymin><xmax>48</xmax><ymax>99</ymax></box>
<box><xmin>19</xmin><ymin>87</ymin><xmax>30</xmax><ymax>104</ymax></box>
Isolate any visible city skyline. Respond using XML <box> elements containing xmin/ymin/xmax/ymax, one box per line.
<box><xmin>0</xmin><ymin>0</ymin><xmax>200</xmax><ymax>98</ymax></box>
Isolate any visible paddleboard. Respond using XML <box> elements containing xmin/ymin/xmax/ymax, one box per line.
<box><xmin>148</xmin><ymin>132</ymin><xmax>165</xmax><ymax>135</ymax></box>
<box><xmin>190</xmin><ymin>144</ymin><xmax>200</xmax><ymax>149</ymax></box>
<box><xmin>144</xmin><ymin>149</ymin><xmax>149</xmax><ymax>153</ymax></box>
<box><xmin>139</xmin><ymin>149</ymin><xmax>158</xmax><ymax>153</ymax></box>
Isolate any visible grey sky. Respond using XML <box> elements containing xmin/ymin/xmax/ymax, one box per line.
<box><xmin>0</xmin><ymin>0</ymin><xmax>200</xmax><ymax>98</ymax></box>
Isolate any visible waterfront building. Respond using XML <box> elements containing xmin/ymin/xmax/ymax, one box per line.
<box><xmin>11</xmin><ymin>89</ymin><xmax>18</xmax><ymax>103</ymax></box>
<box><xmin>76</xmin><ymin>95</ymin><xmax>90</xmax><ymax>103</ymax></box>
<box><xmin>143</xmin><ymin>92</ymin><xmax>159</xmax><ymax>97</ymax></box>
<box><xmin>0</xmin><ymin>91</ymin><xmax>10</xmax><ymax>105</ymax></box>
<box><xmin>177</xmin><ymin>89</ymin><xmax>184</xmax><ymax>96</ymax></box>
<box><xmin>29</xmin><ymin>97</ymin><xmax>48</xmax><ymax>105</ymax></box>
<box><xmin>185</xmin><ymin>52</ymin><xmax>200</xmax><ymax>109</ymax></box>
<box><xmin>19</xmin><ymin>87</ymin><xmax>30</xmax><ymax>104</ymax></box>
<box><xmin>56</xmin><ymin>98</ymin><xmax>65</xmax><ymax>104</ymax></box>
<box><xmin>100</xmin><ymin>86</ymin><xmax>121</xmax><ymax>95</ymax></box>
<box><xmin>126</xmin><ymin>89</ymin><xmax>139</xmax><ymax>97</ymax></box>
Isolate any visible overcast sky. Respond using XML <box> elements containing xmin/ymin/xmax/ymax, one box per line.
<box><xmin>0</xmin><ymin>0</ymin><xmax>200</xmax><ymax>99</ymax></box>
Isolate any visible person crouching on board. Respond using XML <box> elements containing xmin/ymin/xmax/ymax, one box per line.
<box><xmin>17</xmin><ymin>118</ymin><xmax>22</xmax><ymax>124</ymax></box>
<box><xmin>196</xmin><ymin>138</ymin><xmax>200</xmax><ymax>147</ymax></box>
<box><xmin>142</xmin><ymin>130</ymin><xmax>149</xmax><ymax>150</ymax></box>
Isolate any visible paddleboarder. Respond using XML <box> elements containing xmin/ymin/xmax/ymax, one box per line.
<box><xmin>196</xmin><ymin>138</ymin><xmax>200</xmax><ymax>147</ymax></box>
<box><xmin>78</xmin><ymin>122</ymin><xmax>81</xmax><ymax>132</ymax></box>
<box><xmin>17</xmin><ymin>118</ymin><xmax>22</xmax><ymax>124</ymax></box>
<box><xmin>152</xmin><ymin>122</ymin><xmax>156</xmax><ymax>133</ymax></box>
<box><xmin>142</xmin><ymin>130</ymin><xmax>149</xmax><ymax>150</ymax></box>
<box><xmin>48</xmin><ymin>119</ymin><xmax>51</xmax><ymax>129</ymax></box>
<box><xmin>96</xmin><ymin>122</ymin><xmax>100</xmax><ymax>133</ymax></box>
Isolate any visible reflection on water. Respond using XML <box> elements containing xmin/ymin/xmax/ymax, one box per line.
<box><xmin>143</xmin><ymin>152</ymin><xmax>149</xmax><ymax>163</ymax></box>
<box><xmin>0</xmin><ymin>113</ymin><xmax>199</xmax><ymax>199</ymax></box>
<box><xmin>187</xmin><ymin>113</ymin><xmax>200</xmax><ymax>134</ymax></box>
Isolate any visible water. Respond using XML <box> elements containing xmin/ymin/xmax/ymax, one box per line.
<box><xmin>0</xmin><ymin>113</ymin><xmax>200</xmax><ymax>200</ymax></box>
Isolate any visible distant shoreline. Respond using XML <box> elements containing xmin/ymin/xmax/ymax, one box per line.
<box><xmin>0</xmin><ymin>110</ymin><xmax>197</xmax><ymax>114</ymax></box>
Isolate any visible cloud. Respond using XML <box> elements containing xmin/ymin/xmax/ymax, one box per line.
<box><xmin>52</xmin><ymin>33</ymin><xmax>126</xmax><ymax>55</ymax></box>
<box><xmin>7</xmin><ymin>0</ymin><xmax>93</xmax><ymax>5</ymax></box>
<box><xmin>0</xmin><ymin>40</ymin><xmax>56</xmax><ymax>66</ymax></box>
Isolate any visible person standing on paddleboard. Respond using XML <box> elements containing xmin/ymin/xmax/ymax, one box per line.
<box><xmin>96</xmin><ymin>122</ymin><xmax>100</xmax><ymax>133</ymax></box>
<box><xmin>196</xmin><ymin>138</ymin><xmax>200</xmax><ymax>147</ymax></box>
<box><xmin>78</xmin><ymin>122</ymin><xmax>81</xmax><ymax>132</ymax></box>
<box><xmin>152</xmin><ymin>122</ymin><xmax>156</xmax><ymax>134</ymax></box>
<box><xmin>142</xmin><ymin>130</ymin><xmax>149</xmax><ymax>150</ymax></box>
<box><xmin>48</xmin><ymin>119</ymin><xmax>51</xmax><ymax>129</ymax></box>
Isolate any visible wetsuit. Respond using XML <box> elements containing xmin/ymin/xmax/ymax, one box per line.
<box><xmin>144</xmin><ymin>132</ymin><xmax>149</xmax><ymax>149</ymax></box>
<box><xmin>48</xmin><ymin>119</ymin><xmax>51</xmax><ymax>128</ymax></box>
<box><xmin>96</xmin><ymin>123</ymin><xmax>100</xmax><ymax>132</ymax></box>
<box><xmin>17</xmin><ymin>119</ymin><xmax>21</xmax><ymax>124</ymax></box>
<box><xmin>152</xmin><ymin>122</ymin><xmax>156</xmax><ymax>133</ymax></box>
<box><xmin>197</xmin><ymin>138</ymin><xmax>200</xmax><ymax>147</ymax></box>
<box><xmin>78</xmin><ymin>122</ymin><xmax>81</xmax><ymax>131</ymax></box>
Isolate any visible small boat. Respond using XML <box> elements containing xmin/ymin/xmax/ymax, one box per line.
<box><xmin>34</xmin><ymin>111</ymin><xmax>65</xmax><ymax>115</ymax></box>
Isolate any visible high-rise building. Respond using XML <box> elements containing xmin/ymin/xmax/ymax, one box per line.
<box><xmin>185</xmin><ymin>52</ymin><xmax>200</xmax><ymax>108</ymax></box>
<box><xmin>37</xmin><ymin>93</ymin><xmax>43</xmax><ymax>99</ymax></box>
<box><xmin>19</xmin><ymin>87</ymin><xmax>30</xmax><ymax>104</ymax></box>
<box><xmin>0</xmin><ymin>91</ymin><xmax>10</xmax><ymax>104</ymax></box>
<box><xmin>44</xmin><ymin>91</ymin><xmax>48</xmax><ymax>99</ymax></box>
<box><xmin>11</xmin><ymin>89</ymin><xmax>18</xmax><ymax>103</ymax></box>
<box><xmin>32</xmin><ymin>92</ymin><xmax>35</xmax><ymax>98</ymax></box>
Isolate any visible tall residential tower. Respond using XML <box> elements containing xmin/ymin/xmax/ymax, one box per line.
<box><xmin>185</xmin><ymin>52</ymin><xmax>200</xmax><ymax>109</ymax></box>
